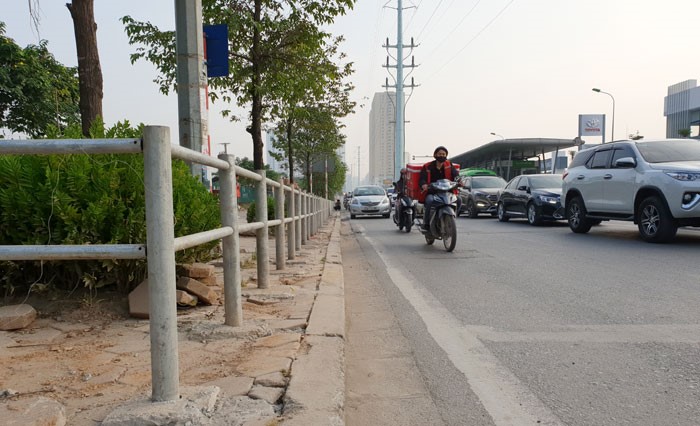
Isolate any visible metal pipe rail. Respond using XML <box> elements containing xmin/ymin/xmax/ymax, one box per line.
<box><xmin>0</xmin><ymin>126</ymin><xmax>333</xmax><ymax>403</ymax></box>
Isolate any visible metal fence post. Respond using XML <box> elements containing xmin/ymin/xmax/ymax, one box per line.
<box><xmin>219</xmin><ymin>154</ymin><xmax>242</xmax><ymax>326</ymax></box>
<box><xmin>301</xmin><ymin>192</ymin><xmax>307</xmax><ymax>245</ymax></box>
<box><xmin>295</xmin><ymin>189</ymin><xmax>302</xmax><ymax>251</ymax></box>
<box><xmin>287</xmin><ymin>186</ymin><xmax>296</xmax><ymax>260</ymax></box>
<box><xmin>275</xmin><ymin>177</ymin><xmax>285</xmax><ymax>270</ymax></box>
<box><xmin>305</xmin><ymin>195</ymin><xmax>311</xmax><ymax>242</ymax></box>
<box><xmin>143</xmin><ymin>126</ymin><xmax>179</xmax><ymax>402</ymax></box>
<box><xmin>255</xmin><ymin>169</ymin><xmax>269</xmax><ymax>288</ymax></box>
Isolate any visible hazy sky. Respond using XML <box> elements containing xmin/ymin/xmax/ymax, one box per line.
<box><xmin>5</xmin><ymin>1</ymin><xmax>700</xmax><ymax>180</ymax></box>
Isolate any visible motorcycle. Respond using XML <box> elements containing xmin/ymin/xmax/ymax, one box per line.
<box><xmin>418</xmin><ymin>178</ymin><xmax>460</xmax><ymax>252</ymax></box>
<box><xmin>392</xmin><ymin>192</ymin><xmax>416</xmax><ymax>233</ymax></box>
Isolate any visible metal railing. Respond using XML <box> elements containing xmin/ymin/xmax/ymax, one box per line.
<box><xmin>0</xmin><ymin>126</ymin><xmax>332</xmax><ymax>402</ymax></box>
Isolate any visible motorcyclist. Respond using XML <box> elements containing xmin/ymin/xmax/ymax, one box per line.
<box><xmin>419</xmin><ymin>146</ymin><xmax>459</xmax><ymax>230</ymax></box>
<box><xmin>394</xmin><ymin>168</ymin><xmax>407</xmax><ymax>209</ymax></box>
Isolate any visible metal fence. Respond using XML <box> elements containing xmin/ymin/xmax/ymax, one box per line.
<box><xmin>0</xmin><ymin>125</ymin><xmax>332</xmax><ymax>402</ymax></box>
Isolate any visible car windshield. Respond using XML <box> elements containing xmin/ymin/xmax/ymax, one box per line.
<box><xmin>472</xmin><ymin>177</ymin><xmax>507</xmax><ymax>189</ymax></box>
<box><xmin>529</xmin><ymin>175</ymin><xmax>563</xmax><ymax>189</ymax></box>
<box><xmin>354</xmin><ymin>187</ymin><xmax>385</xmax><ymax>196</ymax></box>
<box><xmin>636</xmin><ymin>140</ymin><xmax>700</xmax><ymax>163</ymax></box>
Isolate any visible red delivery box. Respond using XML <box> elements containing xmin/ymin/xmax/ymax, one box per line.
<box><xmin>404</xmin><ymin>163</ymin><xmax>460</xmax><ymax>203</ymax></box>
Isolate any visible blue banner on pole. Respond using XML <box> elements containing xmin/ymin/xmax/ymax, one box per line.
<box><xmin>203</xmin><ymin>24</ymin><xmax>229</xmax><ymax>78</ymax></box>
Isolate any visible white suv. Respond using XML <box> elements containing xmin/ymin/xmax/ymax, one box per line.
<box><xmin>562</xmin><ymin>139</ymin><xmax>700</xmax><ymax>243</ymax></box>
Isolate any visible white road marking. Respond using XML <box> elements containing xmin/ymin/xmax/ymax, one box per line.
<box><xmin>365</xmin><ymin>234</ymin><xmax>564</xmax><ymax>426</ymax></box>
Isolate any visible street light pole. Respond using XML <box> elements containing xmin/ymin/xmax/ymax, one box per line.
<box><xmin>592</xmin><ymin>88</ymin><xmax>615</xmax><ymax>142</ymax></box>
<box><xmin>490</xmin><ymin>132</ymin><xmax>505</xmax><ymax>141</ymax></box>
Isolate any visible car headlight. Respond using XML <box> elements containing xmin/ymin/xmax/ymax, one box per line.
<box><xmin>351</xmin><ymin>198</ymin><xmax>360</xmax><ymax>205</ymax></box>
<box><xmin>665</xmin><ymin>171</ymin><xmax>700</xmax><ymax>181</ymax></box>
<box><xmin>537</xmin><ymin>195</ymin><xmax>559</xmax><ymax>204</ymax></box>
<box><xmin>380</xmin><ymin>197</ymin><xmax>390</xmax><ymax>205</ymax></box>
<box><xmin>473</xmin><ymin>191</ymin><xmax>486</xmax><ymax>197</ymax></box>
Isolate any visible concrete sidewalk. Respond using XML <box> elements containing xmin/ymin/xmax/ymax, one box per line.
<box><xmin>0</xmin><ymin>214</ymin><xmax>345</xmax><ymax>425</ymax></box>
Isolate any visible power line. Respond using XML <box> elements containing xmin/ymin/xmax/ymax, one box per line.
<box><xmin>422</xmin><ymin>0</ymin><xmax>482</xmax><ymax>62</ymax></box>
<box><xmin>416</xmin><ymin>0</ymin><xmax>446</xmax><ymax>40</ymax></box>
<box><xmin>425</xmin><ymin>0</ymin><xmax>516</xmax><ymax>82</ymax></box>
<box><xmin>403</xmin><ymin>0</ymin><xmax>423</xmax><ymax>32</ymax></box>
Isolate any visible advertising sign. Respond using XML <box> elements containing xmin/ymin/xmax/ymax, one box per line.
<box><xmin>578</xmin><ymin>114</ymin><xmax>605</xmax><ymax>136</ymax></box>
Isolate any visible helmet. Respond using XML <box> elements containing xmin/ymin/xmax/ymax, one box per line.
<box><xmin>433</xmin><ymin>146</ymin><xmax>448</xmax><ymax>157</ymax></box>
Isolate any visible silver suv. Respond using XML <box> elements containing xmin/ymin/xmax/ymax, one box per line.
<box><xmin>562</xmin><ymin>139</ymin><xmax>700</xmax><ymax>243</ymax></box>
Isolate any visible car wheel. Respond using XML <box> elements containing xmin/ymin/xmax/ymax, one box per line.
<box><xmin>467</xmin><ymin>200</ymin><xmax>478</xmax><ymax>218</ymax></box>
<box><xmin>567</xmin><ymin>197</ymin><xmax>592</xmax><ymax>234</ymax></box>
<box><xmin>637</xmin><ymin>196</ymin><xmax>677</xmax><ymax>243</ymax></box>
<box><xmin>497</xmin><ymin>202</ymin><xmax>509</xmax><ymax>222</ymax></box>
<box><xmin>526</xmin><ymin>202</ymin><xmax>542</xmax><ymax>226</ymax></box>
<box><xmin>350</xmin><ymin>214</ymin><xmax>356</xmax><ymax>219</ymax></box>
<box><xmin>383</xmin><ymin>213</ymin><xmax>390</xmax><ymax>218</ymax></box>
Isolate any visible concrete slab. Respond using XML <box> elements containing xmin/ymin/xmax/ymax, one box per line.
<box><xmin>306</xmin><ymin>294</ymin><xmax>344</xmax><ymax>338</ymax></box>
<box><xmin>202</xmin><ymin>376</ymin><xmax>254</xmax><ymax>397</ymax></box>
<box><xmin>237</xmin><ymin>356</ymin><xmax>292</xmax><ymax>377</ymax></box>
<box><xmin>101</xmin><ymin>386</ymin><xmax>219</xmax><ymax>426</ymax></box>
<box><xmin>1</xmin><ymin>396</ymin><xmax>66</xmax><ymax>426</ymax></box>
<box><xmin>283</xmin><ymin>335</ymin><xmax>344</xmax><ymax>425</ymax></box>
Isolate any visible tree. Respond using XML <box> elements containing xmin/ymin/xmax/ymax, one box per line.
<box><xmin>678</xmin><ymin>128</ymin><xmax>691</xmax><ymax>138</ymax></box>
<box><xmin>0</xmin><ymin>22</ymin><xmax>80</xmax><ymax>137</ymax></box>
<box><xmin>66</xmin><ymin>0</ymin><xmax>104</xmax><ymax>137</ymax></box>
<box><xmin>271</xmin><ymin>105</ymin><xmax>346</xmax><ymax>194</ymax></box>
<box><xmin>122</xmin><ymin>0</ymin><xmax>355</xmax><ymax>171</ymax></box>
<box><xmin>273</xmin><ymin>30</ymin><xmax>355</xmax><ymax>184</ymax></box>
<box><xmin>24</xmin><ymin>0</ymin><xmax>104</xmax><ymax>137</ymax></box>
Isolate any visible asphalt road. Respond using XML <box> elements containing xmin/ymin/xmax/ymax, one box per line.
<box><xmin>344</xmin><ymin>213</ymin><xmax>700</xmax><ymax>426</ymax></box>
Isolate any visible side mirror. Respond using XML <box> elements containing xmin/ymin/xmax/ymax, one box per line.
<box><xmin>517</xmin><ymin>185</ymin><xmax>528</xmax><ymax>191</ymax></box>
<box><xmin>615</xmin><ymin>157</ymin><xmax>637</xmax><ymax>168</ymax></box>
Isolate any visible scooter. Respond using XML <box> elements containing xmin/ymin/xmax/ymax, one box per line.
<box><xmin>393</xmin><ymin>193</ymin><xmax>416</xmax><ymax>233</ymax></box>
<box><xmin>417</xmin><ymin>179</ymin><xmax>460</xmax><ymax>252</ymax></box>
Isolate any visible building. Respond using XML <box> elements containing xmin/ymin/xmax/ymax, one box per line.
<box><xmin>664</xmin><ymin>80</ymin><xmax>700</xmax><ymax>138</ymax></box>
<box><xmin>368</xmin><ymin>92</ymin><xmax>397</xmax><ymax>186</ymax></box>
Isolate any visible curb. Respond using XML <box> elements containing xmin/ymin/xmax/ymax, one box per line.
<box><xmin>283</xmin><ymin>215</ymin><xmax>345</xmax><ymax>424</ymax></box>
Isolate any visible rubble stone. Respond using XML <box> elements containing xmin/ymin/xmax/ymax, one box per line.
<box><xmin>0</xmin><ymin>304</ymin><xmax>37</xmax><ymax>331</ymax></box>
<box><xmin>176</xmin><ymin>277</ymin><xmax>219</xmax><ymax>305</ymax></box>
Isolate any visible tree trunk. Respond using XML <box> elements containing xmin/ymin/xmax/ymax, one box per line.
<box><xmin>286</xmin><ymin>117</ymin><xmax>294</xmax><ymax>183</ymax></box>
<box><xmin>66</xmin><ymin>0</ymin><xmax>103</xmax><ymax>137</ymax></box>
<box><xmin>305</xmin><ymin>153</ymin><xmax>312</xmax><ymax>192</ymax></box>
<box><xmin>248</xmin><ymin>0</ymin><xmax>264</xmax><ymax>170</ymax></box>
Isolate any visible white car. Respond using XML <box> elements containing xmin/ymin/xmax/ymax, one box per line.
<box><xmin>349</xmin><ymin>185</ymin><xmax>392</xmax><ymax>219</ymax></box>
<box><xmin>562</xmin><ymin>138</ymin><xmax>700</xmax><ymax>242</ymax></box>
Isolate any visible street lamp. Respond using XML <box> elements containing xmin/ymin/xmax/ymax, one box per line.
<box><xmin>592</xmin><ymin>88</ymin><xmax>615</xmax><ymax>142</ymax></box>
<box><xmin>490</xmin><ymin>132</ymin><xmax>505</xmax><ymax>141</ymax></box>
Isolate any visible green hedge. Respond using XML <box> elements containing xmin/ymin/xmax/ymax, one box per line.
<box><xmin>0</xmin><ymin>122</ymin><xmax>221</xmax><ymax>295</ymax></box>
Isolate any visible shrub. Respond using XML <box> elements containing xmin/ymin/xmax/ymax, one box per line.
<box><xmin>246</xmin><ymin>196</ymin><xmax>276</xmax><ymax>224</ymax></box>
<box><xmin>0</xmin><ymin>121</ymin><xmax>221</xmax><ymax>295</ymax></box>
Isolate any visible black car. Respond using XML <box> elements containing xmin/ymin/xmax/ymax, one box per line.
<box><xmin>496</xmin><ymin>174</ymin><xmax>565</xmax><ymax>225</ymax></box>
<box><xmin>458</xmin><ymin>175</ymin><xmax>507</xmax><ymax>218</ymax></box>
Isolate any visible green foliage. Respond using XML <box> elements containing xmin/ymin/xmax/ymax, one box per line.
<box><xmin>678</xmin><ymin>128</ymin><xmax>691</xmax><ymax>138</ymax></box>
<box><xmin>0</xmin><ymin>121</ymin><xmax>220</xmax><ymax>296</ymax></box>
<box><xmin>235</xmin><ymin>156</ymin><xmax>282</xmax><ymax>185</ymax></box>
<box><xmin>0</xmin><ymin>21</ymin><xmax>80</xmax><ymax>137</ymax></box>
<box><xmin>272</xmin><ymin>106</ymin><xmax>346</xmax><ymax>191</ymax></box>
<box><xmin>246</xmin><ymin>196</ymin><xmax>276</xmax><ymax>224</ymax></box>
<box><xmin>121</xmin><ymin>0</ymin><xmax>356</xmax><ymax>169</ymax></box>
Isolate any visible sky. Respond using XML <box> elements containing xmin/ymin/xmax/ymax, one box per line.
<box><xmin>4</xmin><ymin>1</ymin><xmax>700</xmax><ymax>182</ymax></box>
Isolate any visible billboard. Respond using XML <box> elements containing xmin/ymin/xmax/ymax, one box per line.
<box><xmin>578</xmin><ymin>114</ymin><xmax>605</xmax><ymax>136</ymax></box>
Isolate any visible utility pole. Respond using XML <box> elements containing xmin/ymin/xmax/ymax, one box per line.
<box><xmin>175</xmin><ymin>0</ymin><xmax>206</xmax><ymax>181</ymax></box>
<box><xmin>220</xmin><ymin>142</ymin><xmax>231</xmax><ymax>154</ymax></box>
<box><xmin>383</xmin><ymin>0</ymin><xmax>418</xmax><ymax>181</ymax></box>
